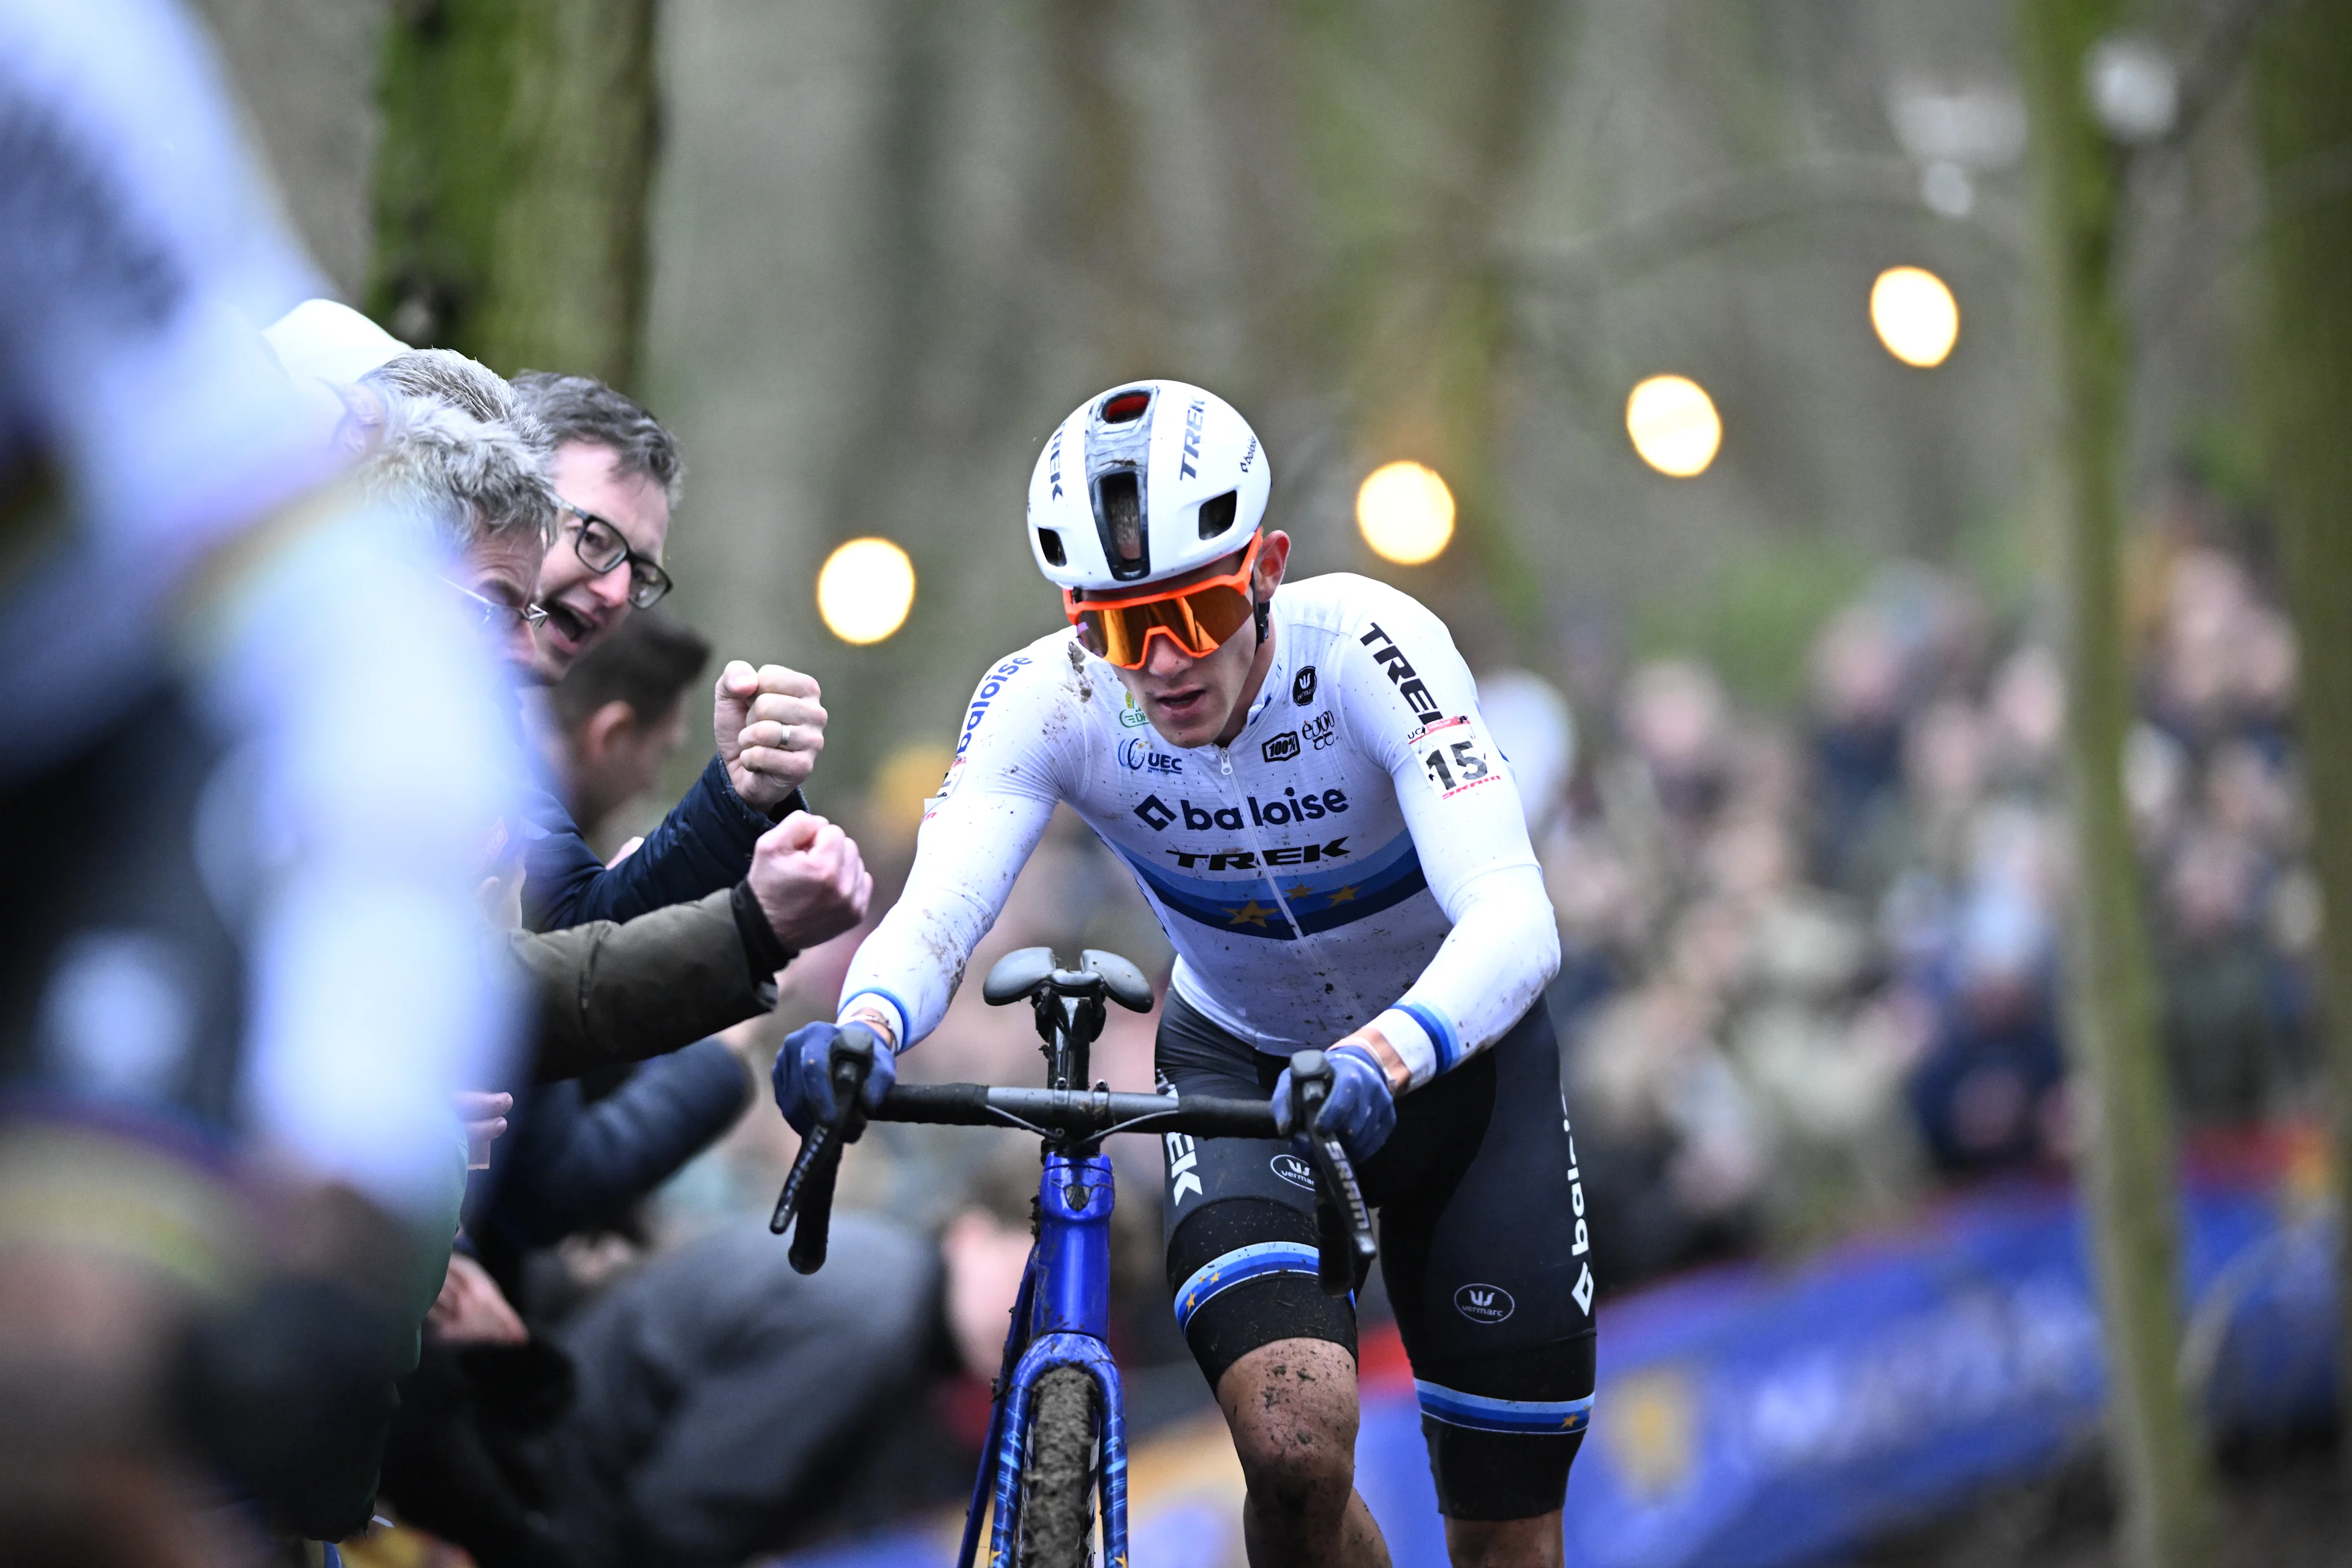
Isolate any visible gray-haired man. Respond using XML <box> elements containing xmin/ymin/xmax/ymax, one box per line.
<box><xmin>356</xmin><ymin>349</ymin><xmax>560</xmax><ymax>673</ymax></box>
<box><xmin>350</xmin><ymin>352</ymin><xmax>869</xmax><ymax>1065</ymax></box>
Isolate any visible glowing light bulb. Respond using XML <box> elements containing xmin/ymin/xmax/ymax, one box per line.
<box><xmin>1869</xmin><ymin>266</ymin><xmax>1960</xmax><ymax>368</ymax></box>
<box><xmin>816</xmin><ymin>537</ymin><xmax>915</xmax><ymax>644</ymax></box>
<box><xmin>1625</xmin><ymin>375</ymin><xmax>1722</xmax><ymax>477</ymax></box>
<box><xmin>1355</xmin><ymin>461</ymin><xmax>1456</xmax><ymax>565</ymax></box>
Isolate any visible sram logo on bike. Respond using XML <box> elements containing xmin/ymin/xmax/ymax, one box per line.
<box><xmin>1408</xmin><ymin>715</ymin><xmax>1500</xmax><ymax>801</ymax></box>
<box><xmin>1269</xmin><ymin>1153</ymin><xmax>1316</xmax><ymax>1190</ymax></box>
<box><xmin>1453</xmin><ymin>1283</ymin><xmax>1515</xmax><ymax>1324</ymax></box>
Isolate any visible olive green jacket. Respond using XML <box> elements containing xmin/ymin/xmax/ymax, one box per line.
<box><xmin>508</xmin><ymin>882</ymin><xmax>791</xmax><ymax>1082</ymax></box>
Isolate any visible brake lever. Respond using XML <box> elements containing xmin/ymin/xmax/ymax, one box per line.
<box><xmin>768</xmin><ymin>1032</ymin><xmax>875</xmax><ymax>1273</ymax></box>
<box><xmin>1289</xmin><ymin>1050</ymin><xmax>1377</xmax><ymax>1295</ymax></box>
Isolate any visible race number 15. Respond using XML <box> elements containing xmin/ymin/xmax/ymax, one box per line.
<box><xmin>1413</xmin><ymin>716</ymin><xmax>1498</xmax><ymax>799</ymax></box>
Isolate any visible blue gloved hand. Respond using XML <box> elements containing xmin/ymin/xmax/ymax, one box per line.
<box><xmin>1271</xmin><ymin>1044</ymin><xmax>1397</xmax><ymax>1164</ymax></box>
<box><xmin>772</xmin><ymin>1020</ymin><xmax>896</xmax><ymax>1138</ymax></box>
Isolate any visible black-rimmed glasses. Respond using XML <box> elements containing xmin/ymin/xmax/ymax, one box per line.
<box><xmin>559</xmin><ymin>500</ymin><xmax>674</xmax><ymax>609</ymax></box>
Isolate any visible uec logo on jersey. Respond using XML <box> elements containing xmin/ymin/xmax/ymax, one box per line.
<box><xmin>1118</xmin><ymin>737</ymin><xmax>1182</xmax><ymax>775</ymax></box>
<box><xmin>1455</xmin><ymin>1283</ymin><xmax>1515</xmax><ymax>1324</ymax></box>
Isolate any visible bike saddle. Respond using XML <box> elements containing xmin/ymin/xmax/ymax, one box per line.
<box><xmin>981</xmin><ymin>947</ymin><xmax>1153</xmax><ymax>1012</ymax></box>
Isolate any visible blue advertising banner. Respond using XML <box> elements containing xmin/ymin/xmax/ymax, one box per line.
<box><xmin>783</xmin><ymin>1166</ymin><xmax>2334</xmax><ymax>1568</ymax></box>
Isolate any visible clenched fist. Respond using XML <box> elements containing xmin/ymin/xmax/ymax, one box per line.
<box><xmin>747</xmin><ymin>811</ymin><xmax>872</xmax><ymax>952</ymax></box>
<box><xmin>716</xmin><ymin>660</ymin><xmax>826</xmax><ymax>810</ymax></box>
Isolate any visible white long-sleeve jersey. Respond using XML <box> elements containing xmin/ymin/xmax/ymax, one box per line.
<box><xmin>839</xmin><ymin>573</ymin><xmax>1559</xmax><ymax>1088</ymax></box>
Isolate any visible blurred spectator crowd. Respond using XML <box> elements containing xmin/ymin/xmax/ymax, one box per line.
<box><xmin>1539</xmin><ymin>491</ymin><xmax>2317</xmax><ymax>1293</ymax></box>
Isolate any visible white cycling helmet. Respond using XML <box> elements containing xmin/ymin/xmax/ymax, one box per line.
<box><xmin>1025</xmin><ymin>379</ymin><xmax>1271</xmax><ymax>593</ymax></box>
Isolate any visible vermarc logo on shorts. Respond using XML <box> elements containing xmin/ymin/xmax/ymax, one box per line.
<box><xmin>1454</xmin><ymin>1283</ymin><xmax>1515</xmax><ymax>1324</ymax></box>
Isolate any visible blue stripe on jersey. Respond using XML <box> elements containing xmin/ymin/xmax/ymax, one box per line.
<box><xmin>1173</xmin><ymin>1242</ymin><xmax>1322</xmax><ymax>1331</ymax></box>
<box><xmin>1414</xmin><ymin>1381</ymin><xmax>1593</xmax><ymax>1435</ymax></box>
<box><xmin>1115</xmin><ymin>831</ymin><xmax>1428</xmax><ymax>943</ymax></box>
<box><xmin>840</xmin><ymin>987</ymin><xmax>914</xmax><ymax>1047</ymax></box>
<box><xmin>1398</xmin><ymin>1001</ymin><xmax>1459</xmax><ymax>1072</ymax></box>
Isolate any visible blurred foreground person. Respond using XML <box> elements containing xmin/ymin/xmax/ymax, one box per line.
<box><xmin>780</xmin><ymin>382</ymin><xmax>1589</xmax><ymax>1568</ymax></box>
<box><xmin>0</xmin><ymin>0</ymin><xmax>524</xmax><ymax>1551</ymax></box>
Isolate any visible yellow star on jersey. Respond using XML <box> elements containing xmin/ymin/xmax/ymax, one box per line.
<box><xmin>1286</xmin><ymin>883</ymin><xmax>1314</xmax><ymax>900</ymax></box>
<box><xmin>1325</xmin><ymin>885</ymin><xmax>1359</xmax><ymax>905</ymax></box>
<box><xmin>1226</xmin><ymin>899</ymin><xmax>1275</xmax><ymax>928</ymax></box>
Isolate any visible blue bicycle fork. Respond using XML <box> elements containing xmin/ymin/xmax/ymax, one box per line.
<box><xmin>955</xmin><ymin>1150</ymin><xmax>1130</xmax><ymax>1568</ymax></box>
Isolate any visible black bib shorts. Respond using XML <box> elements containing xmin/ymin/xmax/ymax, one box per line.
<box><xmin>1156</xmin><ymin>993</ymin><xmax>1597</xmax><ymax>1521</ymax></box>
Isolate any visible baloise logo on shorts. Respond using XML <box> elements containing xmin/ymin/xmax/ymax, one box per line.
<box><xmin>1454</xmin><ymin>1283</ymin><xmax>1515</xmax><ymax>1324</ymax></box>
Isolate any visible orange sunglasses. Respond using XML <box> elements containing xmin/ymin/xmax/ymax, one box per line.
<box><xmin>1065</xmin><ymin>535</ymin><xmax>1262</xmax><ymax>669</ymax></box>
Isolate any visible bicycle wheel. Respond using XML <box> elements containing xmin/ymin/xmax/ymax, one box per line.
<box><xmin>1016</xmin><ymin>1365</ymin><xmax>1099</xmax><ymax>1568</ymax></box>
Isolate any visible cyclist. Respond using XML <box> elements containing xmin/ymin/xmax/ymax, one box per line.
<box><xmin>777</xmin><ymin>380</ymin><xmax>1594</xmax><ymax>1567</ymax></box>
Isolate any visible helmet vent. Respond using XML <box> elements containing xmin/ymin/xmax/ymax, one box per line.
<box><xmin>1036</xmin><ymin>528</ymin><xmax>1065</xmax><ymax>567</ymax></box>
<box><xmin>1096</xmin><ymin>475</ymin><xmax>1143</xmax><ymax>581</ymax></box>
<box><xmin>1096</xmin><ymin>470</ymin><xmax>1145</xmax><ymax>576</ymax></box>
<box><xmin>1101</xmin><ymin>390</ymin><xmax>1151</xmax><ymax>424</ymax></box>
<box><xmin>1198</xmin><ymin>490</ymin><xmax>1238</xmax><ymax>539</ymax></box>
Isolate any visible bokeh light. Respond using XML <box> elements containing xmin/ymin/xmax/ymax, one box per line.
<box><xmin>1869</xmin><ymin>266</ymin><xmax>1961</xmax><ymax>368</ymax></box>
<box><xmin>816</xmin><ymin>537</ymin><xmax>916</xmax><ymax>644</ymax></box>
<box><xmin>1355</xmin><ymin>461</ymin><xmax>1456</xmax><ymax>565</ymax></box>
<box><xmin>1625</xmin><ymin>375</ymin><xmax>1722</xmax><ymax>477</ymax></box>
<box><xmin>868</xmin><ymin>740</ymin><xmax>953</xmax><ymax>846</ymax></box>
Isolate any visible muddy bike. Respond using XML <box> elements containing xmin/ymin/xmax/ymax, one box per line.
<box><xmin>770</xmin><ymin>946</ymin><xmax>1376</xmax><ymax>1568</ymax></box>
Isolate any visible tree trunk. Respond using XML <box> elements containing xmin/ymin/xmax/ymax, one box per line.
<box><xmin>2014</xmin><ymin>3</ymin><xmax>2217</xmax><ymax>1564</ymax></box>
<box><xmin>1295</xmin><ymin>0</ymin><xmax>1566</xmax><ymax>663</ymax></box>
<box><xmin>2249</xmin><ymin>0</ymin><xmax>2352</xmax><ymax>1477</ymax></box>
<box><xmin>370</xmin><ymin>0</ymin><xmax>659</xmax><ymax>389</ymax></box>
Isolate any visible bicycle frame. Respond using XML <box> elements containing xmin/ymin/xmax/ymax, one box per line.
<box><xmin>956</xmin><ymin>1148</ymin><xmax>1131</xmax><ymax>1568</ymax></box>
<box><xmin>768</xmin><ymin>946</ymin><xmax>1374</xmax><ymax>1567</ymax></box>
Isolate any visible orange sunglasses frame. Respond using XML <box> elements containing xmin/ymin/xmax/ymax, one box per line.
<box><xmin>1061</xmin><ymin>533</ymin><xmax>1263</xmax><ymax>669</ymax></box>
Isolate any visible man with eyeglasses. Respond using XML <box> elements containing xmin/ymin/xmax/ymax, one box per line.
<box><xmin>511</xmin><ymin>372</ymin><xmax>678</xmax><ymax>682</ymax></box>
<box><xmin>509</xmin><ymin>372</ymin><xmax>828</xmax><ymax>932</ymax></box>
<box><xmin>318</xmin><ymin>344</ymin><xmax>870</xmax><ymax>1071</ymax></box>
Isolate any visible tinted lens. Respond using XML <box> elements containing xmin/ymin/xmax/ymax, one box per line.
<box><xmin>1077</xmin><ymin>581</ymin><xmax>1254</xmax><ymax>668</ymax></box>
